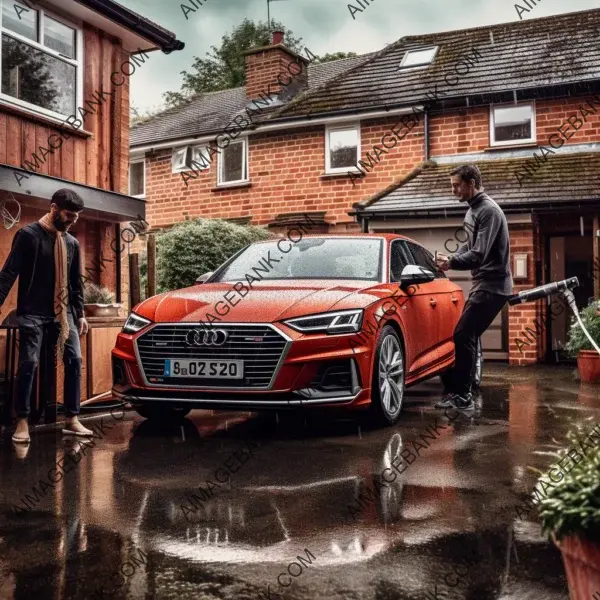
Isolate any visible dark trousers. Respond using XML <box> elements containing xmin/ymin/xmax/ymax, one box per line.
<box><xmin>448</xmin><ymin>290</ymin><xmax>507</xmax><ymax>397</ymax></box>
<box><xmin>15</xmin><ymin>312</ymin><xmax>82</xmax><ymax>419</ymax></box>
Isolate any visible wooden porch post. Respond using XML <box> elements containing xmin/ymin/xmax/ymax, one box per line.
<box><xmin>129</xmin><ymin>253</ymin><xmax>141</xmax><ymax>308</ymax></box>
<box><xmin>147</xmin><ymin>234</ymin><xmax>156</xmax><ymax>298</ymax></box>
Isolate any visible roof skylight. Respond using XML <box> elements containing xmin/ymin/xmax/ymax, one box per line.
<box><xmin>399</xmin><ymin>47</ymin><xmax>438</xmax><ymax>69</ymax></box>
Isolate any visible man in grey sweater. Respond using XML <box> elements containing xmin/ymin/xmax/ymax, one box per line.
<box><xmin>435</xmin><ymin>164</ymin><xmax>513</xmax><ymax>410</ymax></box>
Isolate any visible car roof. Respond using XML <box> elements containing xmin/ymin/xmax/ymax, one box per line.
<box><xmin>254</xmin><ymin>233</ymin><xmax>414</xmax><ymax>243</ymax></box>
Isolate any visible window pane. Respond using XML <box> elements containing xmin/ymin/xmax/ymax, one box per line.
<box><xmin>407</xmin><ymin>243</ymin><xmax>442</xmax><ymax>276</ymax></box>
<box><xmin>213</xmin><ymin>238</ymin><xmax>382</xmax><ymax>281</ymax></box>
<box><xmin>222</xmin><ymin>142</ymin><xmax>244</xmax><ymax>182</ymax></box>
<box><xmin>390</xmin><ymin>242</ymin><xmax>412</xmax><ymax>281</ymax></box>
<box><xmin>329</xmin><ymin>128</ymin><xmax>358</xmax><ymax>169</ymax></box>
<box><xmin>2</xmin><ymin>1</ymin><xmax>38</xmax><ymax>41</ymax></box>
<box><xmin>494</xmin><ymin>105</ymin><xmax>532</xmax><ymax>142</ymax></box>
<box><xmin>44</xmin><ymin>16</ymin><xmax>75</xmax><ymax>58</ymax></box>
<box><xmin>1</xmin><ymin>34</ymin><xmax>76</xmax><ymax>115</ymax></box>
<box><xmin>172</xmin><ymin>147</ymin><xmax>186</xmax><ymax>171</ymax></box>
<box><xmin>130</xmin><ymin>162</ymin><xmax>144</xmax><ymax>196</ymax></box>
<box><xmin>402</xmin><ymin>48</ymin><xmax>436</xmax><ymax>68</ymax></box>
<box><xmin>190</xmin><ymin>146</ymin><xmax>210</xmax><ymax>170</ymax></box>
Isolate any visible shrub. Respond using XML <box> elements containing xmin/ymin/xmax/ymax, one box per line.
<box><xmin>535</xmin><ymin>422</ymin><xmax>600</xmax><ymax>542</ymax></box>
<box><xmin>564</xmin><ymin>300</ymin><xmax>600</xmax><ymax>356</ymax></box>
<box><xmin>155</xmin><ymin>219</ymin><xmax>272</xmax><ymax>292</ymax></box>
<box><xmin>84</xmin><ymin>283</ymin><xmax>115</xmax><ymax>304</ymax></box>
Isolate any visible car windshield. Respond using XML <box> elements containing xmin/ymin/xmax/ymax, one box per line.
<box><xmin>211</xmin><ymin>237</ymin><xmax>382</xmax><ymax>281</ymax></box>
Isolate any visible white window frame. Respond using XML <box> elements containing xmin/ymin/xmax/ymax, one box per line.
<box><xmin>217</xmin><ymin>138</ymin><xmax>248</xmax><ymax>186</ymax></box>
<box><xmin>490</xmin><ymin>101</ymin><xmax>536</xmax><ymax>147</ymax></box>
<box><xmin>172</xmin><ymin>144</ymin><xmax>211</xmax><ymax>173</ymax></box>
<box><xmin>129</xmin><ymin>158</ymin><xmax>145</xmax><ymax>198</ymax></box>
<box><xmin>325</xmin><ymin>123</ymin><xmax>361</xmax><ymax>174</ymax></box>
<box><xmin>0</xmin><ymin>0</ymin><xmax>84</xmax><ymax>122</ymax></box>
<box><xmin>398</xmin><ymin>46</ymin><xmax>438</xmax><ymax>70</ymax></box>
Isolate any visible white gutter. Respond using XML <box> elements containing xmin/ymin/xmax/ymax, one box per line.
<box><xmin>130</xmin><ymin>105</ymin><xmax>422</xmax><ymax>157</ymax></box>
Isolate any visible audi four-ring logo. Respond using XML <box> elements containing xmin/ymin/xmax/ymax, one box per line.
<box><xmin>185</xmin><ymin>329</ymin><xmax>229</xmax><ymax>346</ymax></box>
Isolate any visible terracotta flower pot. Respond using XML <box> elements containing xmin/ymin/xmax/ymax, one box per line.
<box><xmin>553</xmin><ymin>535</ymin><xmax>600</xmax><ymax>599</ymax></box>
<box><xmin>84</xmin><ymin>303</ymin><xmax>121</xmax><ymax>318</ymax></box>
<box><xmin>576</xmin><ymin>350</ymin><xmax>600</xmax><ymax>383</ymax></box>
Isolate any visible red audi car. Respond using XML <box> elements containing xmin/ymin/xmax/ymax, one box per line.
<box><xmin>112</xmin><ymin>234</ymin><xmax>476</xmax><ymax>425</ymax></box>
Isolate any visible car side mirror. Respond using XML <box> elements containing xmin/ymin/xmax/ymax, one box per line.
<box><xmin>195</xmin><ymin>271</ymin><xmax>213</xmax><ymax>284</ymax></box>
<box><xmin>399</xmin><ymin>265</ymin><xmax>435</xmax><ymax>288</ymax></box>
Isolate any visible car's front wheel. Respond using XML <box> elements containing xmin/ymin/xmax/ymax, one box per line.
<box><xmin>369</xmin><ymin>326</ymin><xmax>405</xmax><ymax>426</ymax></box>
<box><xmin>134</xmin><ymin>405</ymin><xmax>191</xmax><ymax>422</ymax></box>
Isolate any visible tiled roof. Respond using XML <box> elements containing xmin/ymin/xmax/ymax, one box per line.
<box><xmin>130</xmin><ymin>53</ymin><xmax>373</xmax><ymax>147</ymax></box>
<box><xmin>131</xmin><ymin>8</ymin><xmax>600</xmax><ymax>148</ymax></box>
<box><xmin>267</xmin><ymin>211</ymin><xmax>329</xmax><ymax>228</ymax></box>
<box><xmin>276</xmin><ymin>8</ymin><xmax>600</xmax><ymax>118</ymax></box>
<box><xmin>357</xmin><ymin>152</ymin><xmax>600</xmax><ymax>216</ymax></box>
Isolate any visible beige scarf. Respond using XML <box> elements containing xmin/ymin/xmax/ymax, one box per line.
<box><xmin>38</xmin><ymin>213</ymin><xmax>69</xmax><ymax>357</ymax></box>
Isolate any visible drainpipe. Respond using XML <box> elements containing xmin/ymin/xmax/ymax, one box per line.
<box><xmin>424</xmin><ymin>108</ymin><xmax>430</xmax><ymax>161</ymax></box>
<box><xmin>114</xmin><ymin>223</ymin><xmax>122</xmax><ymax>303</ymax></box>
<box><xmin>361</xmin><ymin>217</ymin><xmax>369</xmax><ymax>233</ymax></box>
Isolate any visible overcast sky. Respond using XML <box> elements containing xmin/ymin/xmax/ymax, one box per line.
<box><xmin>123</xmin><ymin>0</ymin><xmax>600</xmax><ymax>114</ymax></box>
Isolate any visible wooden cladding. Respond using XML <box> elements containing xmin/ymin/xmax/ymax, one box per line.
<box><xmin>0</xmin><ymin>24</ymin><xmax>130</xmax><ymax>195</ymax></box>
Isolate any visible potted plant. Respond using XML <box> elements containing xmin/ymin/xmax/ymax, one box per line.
<box><xmin>83</xmin><ymin>283</ymin><xmax>121</xmax><ymax>318</ymax></box>
<box><xmin>564</xmin><ymin>300</ymin><xmax>600</xmax><ymax>383</ymax></box>
<box><xmin>535</xmin><ymin>424</ymin><xmax>600</xmax><ymax>599</ymax></box>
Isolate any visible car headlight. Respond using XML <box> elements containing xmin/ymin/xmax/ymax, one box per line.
<box><xmin>284</xmin><ymin>309</ymin><xmax>363</xmax><ymax>334</ymax></box>
<box><xmin>122</xmin><ymin>312</ymin><xmax>152</xmax><ymax>334</ymax></box>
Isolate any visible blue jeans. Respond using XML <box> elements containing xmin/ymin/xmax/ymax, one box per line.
<box><xmin>16</xmin><ymin>312</ymin><xmax>82</xmax><ymax>418</ymax></box>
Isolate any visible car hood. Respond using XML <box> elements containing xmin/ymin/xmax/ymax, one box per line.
<box><xmin>134</xmin><ymin>280</ymin><xmax>390</xmax><ymax>323</ymax></box>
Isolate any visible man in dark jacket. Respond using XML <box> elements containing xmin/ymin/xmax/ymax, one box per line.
<box><xmin>0</xmin><ymin>189</ymin><xmax>93</xmax><ymax>442</ymax></box>
<box><xmin>435</xmin><ymin>165</ymin><xmax>513</xmax><ymax>410</ymax></box>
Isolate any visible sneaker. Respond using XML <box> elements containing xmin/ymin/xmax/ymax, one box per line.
<box><xmin>434</xmin><ymin>393</ymin><xmax>456</xmax><ymax>409</ymax></box>
<box><xmin>451</xmin><ymin>393</ymin><xmax>475</xmax><ymax>410</ymax></box>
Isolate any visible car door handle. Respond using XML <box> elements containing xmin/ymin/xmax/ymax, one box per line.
<box><xmin>451</xmin><ymin>297</ymin><xmax>459</xmax><ymax>304</ymax></box>
<box><xmin>429</xmin><ymin>299</ymin><xmax>437</xmax><ymax>307</ymax></box>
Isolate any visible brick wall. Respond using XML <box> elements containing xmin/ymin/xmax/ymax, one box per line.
<box><xmin>507</xmin><ymin>221</ymin><xmax>545</xmax><ymax>366</ymax></box>
<box><xmin>141</xmin><ymin>95</ymin><xmax>600</xmax><ymax>234</ymax></box>
<box><xmin>145</xmin><ymin>116</ymin><xmax>424</xmax><ymax>230</ymax></box>
<box><xmin>245</xmin><ymin>47</ymin><xmax>307</xmax><ymax>100</ymax></box>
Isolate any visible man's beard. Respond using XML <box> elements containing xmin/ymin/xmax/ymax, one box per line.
<box><xmin>52</xmin><ymin>214</ymin><xmax>68</xmax><ymax>232</ymax></box>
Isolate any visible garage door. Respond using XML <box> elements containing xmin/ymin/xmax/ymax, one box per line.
<box><xmin>391</xmin><ymin>227</ymin><xmax>507</xmax><ymax>359</ymax></box>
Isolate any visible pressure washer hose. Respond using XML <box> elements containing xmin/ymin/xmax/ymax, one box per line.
<box><xmin>508</xmin><ymin>277</ymin><xmax>600</xmax><ymax>356</ymax></box>
<box><xmin>562</xmin><ymin>289</ymin><xmax>600</xmax><ymax>355</ymax></box>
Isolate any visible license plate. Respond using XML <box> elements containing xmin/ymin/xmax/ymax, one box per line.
<box><xmin>164</xmin><ymin>359</ymin><xmax>243</xmax><ymax>379</ymax></box>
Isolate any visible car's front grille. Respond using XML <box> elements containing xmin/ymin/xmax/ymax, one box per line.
<box><xmin>135</xmin><ymin>324</ymin><xmax>289</xmax><ymax>389</ymax></box>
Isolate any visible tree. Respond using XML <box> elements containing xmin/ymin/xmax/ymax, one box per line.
<box><xmin>312</xmin><ymin>52</ymin><xmax>357</xmax><ymax>64</ymax></box>
<box><xmin>130</xmin><ymin>102</ymin><xmax>167</xmax><ymax>126</ymax></box>
<box><xmin>152</xmin><ymin>219</ymin><xmax>272</xmax><ymax>293</ymax></box>
<box><xmin>163</xmin><ymin>19</ymin><xmax>358</xmax><ymax>107</ymax></box>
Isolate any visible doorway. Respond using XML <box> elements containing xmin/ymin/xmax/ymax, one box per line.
<box><xmin>547</xmin><ymin>235</ymin><xmax>595</xmax><ymax>361</ymax></box>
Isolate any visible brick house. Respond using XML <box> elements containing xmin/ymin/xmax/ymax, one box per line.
<box><xmin>0</xmin><ymin>0</ymin><xmax>184</xmax><ymax>404</ymax></box>
<box><xmin>130</xmin><ymin>8</ymin><xmax>600</xmax><ymax>366</ymax></box>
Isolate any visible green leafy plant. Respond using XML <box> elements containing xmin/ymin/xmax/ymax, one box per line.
<box><xmin>564</xmin><ymin>300</ymin><xmax>600</xmax><ymax>356</ymax></box>
<box><xmin>155</xmin><ymin>219</ymin><xmax>272</xmax><ymax>293</ymax></box>
<box><xmin>535</xmin><ymin>422</ymin><xmax>600</xmax><ymax>543</ymax></box>
<box><xmin>84</xmin><ymin>283</ymin><xmax>116</xmax><ymax>305</ymax></box>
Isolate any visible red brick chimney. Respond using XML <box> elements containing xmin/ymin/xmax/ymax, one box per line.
<box><xmin>244</xmin><ymin>31</ymin><xmax>309</xmax><ymax>100</ymax></box>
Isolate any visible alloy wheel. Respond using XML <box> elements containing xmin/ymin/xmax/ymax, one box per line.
<box><xmin>378</xmin><ymin>335</ymin><xmax>404</xmax><ymax>418</ymax></box>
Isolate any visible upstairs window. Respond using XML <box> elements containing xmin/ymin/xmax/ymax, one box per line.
<box><xmin>325</xmin><ymin>124</ymin><xmax>360</xmax><ymax>174</ymax></box>
<box><xmin>129</xmin><ymin>159</ymin><xmax>145</xmax><ymax>197</ymax></box>
<box><xmin>218</xmin><ymin>139</ymin><xmax>248</xmax><ymax>186</ymax></box>
<box><xmin>399</xmin><ymin>47</ymin><xmax>438</xmax><ymax>69</ymax></box>
<box><xmin>0</xmin><ymin>1</ymin><xmax>81</xmax><ymax>120</ymax></box>
<box><xmin>490</xmin><ymin>103</ymin><xmax>535</xmax><ymax>146</ymax></box>
<box><xmin>172</xmin><ymin>145</ymin><xmax>211</xmax><ymax>173</ymax></box>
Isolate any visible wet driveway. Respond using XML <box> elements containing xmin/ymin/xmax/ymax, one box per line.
<box><xmin>1</xmin><ymin>364</ymin><xmax>598</xmax><ymax>599</ymax></box>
